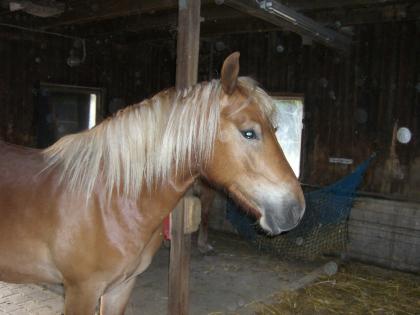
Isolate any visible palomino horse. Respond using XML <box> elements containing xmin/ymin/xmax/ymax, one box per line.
<box><xmin>0</xmin><ymin>52</ymin><xmax>305</xmax><ymax>315</ymax></box>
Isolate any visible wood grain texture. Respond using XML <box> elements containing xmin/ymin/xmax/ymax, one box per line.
<box><xmin>168</xmin><ymin>1</ymin><xmax>201</xmax><ymax>314</ymax></box>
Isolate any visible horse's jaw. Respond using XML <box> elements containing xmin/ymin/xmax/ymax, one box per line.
<box><xmin>227</xmin><ymin>181</ymin><xmax>305</xmax><ymax>236</ymax></box>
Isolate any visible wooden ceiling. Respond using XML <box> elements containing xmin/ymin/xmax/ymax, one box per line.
<box><xmin>0</xmin><ymin>0</ymin><xmax>418</xmax><ymax>43</ymax></box>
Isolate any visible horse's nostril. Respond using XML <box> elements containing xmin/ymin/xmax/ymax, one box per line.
<box><xmin>283</xmin><ymin>200</ymin><xmax>305</xmax><ymax>225</ymax></box>
<box><xmin>298</xmin><ymin>204</ymin><xmax>306</xmax><ymax>220</ymax></box>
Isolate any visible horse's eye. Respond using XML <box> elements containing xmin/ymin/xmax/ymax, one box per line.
<box><xmin>274</xmin><ymin>126</ymin><xmax>279</xmax><ymax>132</ymax></box>
<box><xmin>241</xmin><ymin>129</ymin><xmax>258</xmax><ymax>140</ymax></box>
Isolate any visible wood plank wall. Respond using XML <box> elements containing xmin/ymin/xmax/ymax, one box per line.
<box><xmin>0</xmin><ymin>35</ymin><xmax>176</xmax><ymax>144</ymax></box>
<box><xmin>349</xmin><ymin>197</ymin><xmax>420</xmax><ymax>272</ymax></box>
<box><xmin>0</xmin><ymin>21</ymin><xmax>419</xmax><ymax>200</ymax></box>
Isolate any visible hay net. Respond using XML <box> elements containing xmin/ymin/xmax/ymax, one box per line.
<box><xmin>226</xmin><ymin>156</ymin><xmax>374</xmax><ymax>260</ymax></box>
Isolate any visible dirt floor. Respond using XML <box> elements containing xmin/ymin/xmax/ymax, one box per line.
<box><xmin>1</xmin><ymin>231</ymin><xmax>418</xmax><ymax>314</ymax></box>
<box><xmin>126</xmin><ymin>231</ymin><xmax>324</xmax><ymax>314</ymax></box>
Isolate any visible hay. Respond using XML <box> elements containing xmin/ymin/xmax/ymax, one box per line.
<box><xmin>255</xmin><ymin>262</ymin><xmax>420</xmax><ymax>315</ymax></box>
<box><xmin>255</xmin><ymin>222</ymin><xmax>348</xmax><ymax>260</ymax></box>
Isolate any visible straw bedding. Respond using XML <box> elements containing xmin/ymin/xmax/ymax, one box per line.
<box><xmin>255</xmin><ymin>262</ymin><xmax>420</xmax><ymax>315</ymax></box>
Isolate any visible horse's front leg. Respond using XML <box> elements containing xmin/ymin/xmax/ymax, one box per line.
<box><xmin>64</xmin><ymin>282</ymin><xmax>104</xmax><ymax>315</ymax></box>
<box><xmin>197</xmin><ymin>185</ymin><xmax>216</xmax><ymax>254</ymax></box>
<box><xmin>99</xmin><ymin>278</ymin><xmax>136</xmax><ymax>315</ymax></box>
<box><xmin>100</xmin><ymin>227</ymin><xmax>163</xmax><ymax>315</ymax></box>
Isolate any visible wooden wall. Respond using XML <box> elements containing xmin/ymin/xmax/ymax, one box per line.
<box><xmin>349</xmin><ymin>197</ymin><xmax>420</xmax><ymax>272</ymax></box>
<box><xmin>0</xmin><ymin>20</ymin><xmax>419</xmax><ymax>201</ymax></box>
<box><xmin>0</xmin><ymin>34</ymin><xmax>176</xmax><ymax>144</ymax></box>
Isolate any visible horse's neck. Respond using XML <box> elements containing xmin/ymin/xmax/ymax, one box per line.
<box><xmin>157</xmin><ymin>170</ymin><xmax>197</xmax><ymax>201</ymax></box>
<box><xmin>130</xmin><ymin>172</ymin><xmax>198</xmax><ymax>229</ymax></box>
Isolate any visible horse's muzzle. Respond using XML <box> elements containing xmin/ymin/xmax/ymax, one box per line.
<box><xmin>259</xmin><ymin>198</ymin><xmax>305</xmax><ymax>235</ymax></box>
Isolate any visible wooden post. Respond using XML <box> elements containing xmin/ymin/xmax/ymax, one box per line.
<box><xmin>168</xmin><ymin>1</ymin><xmax>201</xmax><ymax>315</ymax></box>
<box><xmin>175</xmin><ymin>0</ymin><xmax>201</xmax><ymax>86</ymax></box>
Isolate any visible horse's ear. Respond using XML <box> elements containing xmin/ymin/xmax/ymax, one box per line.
<box><xmin>221</xmin><ymin>52</ymin><xmax>240</xmax><ymax>95</ymax></box>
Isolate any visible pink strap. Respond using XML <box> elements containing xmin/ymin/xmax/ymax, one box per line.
<box><xmin>163</xmin><ymin>215</ymin><xmax>171</xmax><ymax>240</ymax></box>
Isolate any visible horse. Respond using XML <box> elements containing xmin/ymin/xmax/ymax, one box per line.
<box><xmin>0</xmin><ymin>52</ymin><xmax>305</xmax><ymax>315</ymax></box>
<box><xmin>191</xmin><ymin>180</ymin><xmax>217</xmax><ymax>253</ymax></box>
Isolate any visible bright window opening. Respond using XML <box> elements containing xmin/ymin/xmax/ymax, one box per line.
<box><xmin>89</xmin><ymin>94</ymin><xmax>97</xmax><ymax>129</ymax></box>
<box><xmin>273</xmin><ymin>97</ymin><xmax>304</xmax><ymax>179</ymax></box>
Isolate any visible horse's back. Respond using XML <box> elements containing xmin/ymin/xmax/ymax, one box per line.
<box><xmin>0</xmin><ymin>141</ymin><xmax>46</xmax><ymax>204</ymax></box>
<box><xmin>0</xmin><ymin>140</ymin><xmax>44</xmax><ymax>176</ymax></box>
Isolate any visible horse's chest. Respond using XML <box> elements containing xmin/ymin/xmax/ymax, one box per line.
<box><xmin>120</xmin><ymin>227</ymin><xmax>164</xmax><ymax>281</ymax></box>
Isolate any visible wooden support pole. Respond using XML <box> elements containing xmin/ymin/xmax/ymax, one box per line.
<box><xmin>168</xmin><ymin>1</ymin><xmax>201</xmax><ymax>315</ymax></box>
<box><xmin>175</xmin><ymin>0</ymin><xmax>201</xmax><ymax>88</ymax></box>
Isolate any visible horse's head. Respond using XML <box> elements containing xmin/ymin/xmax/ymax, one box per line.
<box><xmin>202</xmin><ymin>52</ymin><xmax>305</xmax><ymax>235</ymax></box>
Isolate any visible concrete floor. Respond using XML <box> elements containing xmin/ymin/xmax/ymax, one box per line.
<box><xmin>125</xmin><ymin>231</ymin><xmax>323</xmax><ymax>314</ymax></box>
<box><xmin>0</xmin><ymin>231</ymin><xmax>324</xmax><ymax>314</ymax></box>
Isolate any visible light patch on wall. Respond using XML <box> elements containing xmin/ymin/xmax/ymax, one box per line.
<box><xmin>396</xmin><ymin>127</ymin><xmax>411</xmax><ymax>144</ymax></box>
<box><xmin>89</xmin><ymin>94</ymin><xmax>97</xmax><ymax>129</ymax></box>
<box><xmin>328</xmin><ymin>157</ymin><xmax>353</xmax><ymax>165</ymax></box>
<box><xmin>273</xmin><ymin>98</ymin><xmax>304</xmax><ymax>178</ymax></box>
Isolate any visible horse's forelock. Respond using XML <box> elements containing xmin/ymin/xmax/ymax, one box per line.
<box><xmin>236</xmin><ymin>77</ymin><xmax>277</xmax><ymax>125</ymax></box>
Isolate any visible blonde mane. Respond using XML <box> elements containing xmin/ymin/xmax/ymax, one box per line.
<box><xmin>43</xmin><ymin>77</ymin><xmax>276</xmax><ymax>200</ymax></box>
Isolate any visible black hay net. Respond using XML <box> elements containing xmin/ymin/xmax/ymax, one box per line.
<box><xmin>226</xmin><ymin>157</ymin><xmax>373</xmax><ymax>260</ymax></box>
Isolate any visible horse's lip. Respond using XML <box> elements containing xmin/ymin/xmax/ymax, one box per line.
<box><xmin>227</xmin><ymin>185</ymin><xmax>262</xmax><ymax>219</ymax></box>
<box><xmin>259</xmin><ymin>216</ymin><xmax>300</xmax><ymax>235</ymax></box>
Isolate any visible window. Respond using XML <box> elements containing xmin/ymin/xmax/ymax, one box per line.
<box><xmin>36</xmin><ymin>83</ymin><xmax>104</xmax><ymax>148</ymax></box>
<box><xmin>272</xmin><ymin>96</ymin><xmax>304</xmax><ymax>179</ymax></box>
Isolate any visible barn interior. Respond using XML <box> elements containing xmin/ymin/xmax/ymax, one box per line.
<box><xmin>0</xmin><ymin>0</ymin><xmax>419</xmax><ymax>314</ymax></box>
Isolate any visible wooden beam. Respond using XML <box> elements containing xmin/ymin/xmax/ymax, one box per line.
<box><xmin>309</xmin><ymin>4</ymin><xmax>420</xmax><ymax>26</ymax></box>
<box><xmin>224</xmin><ymin>0</ymin><xmax>352</xmax><ymax>51</ymax></box>
<box><xmin>39</xmin><ymin>0</ymin><xmax>211</xmax><ymax>29</ymax></box>
<box><xmin>281</xmin><ymin>0</ymin><xmax>409</xmax><ymax>11</ymax></box>
<box><xmin>31</xmin><ymin>0</ymin><xmax>416</xmax><ymax>31</ymax></box>
<box><xmin>38</xmin><ymin>0</ymin><xmax>176</xmax><ymax>29</ymax></box>
<box><xmin>168</xmin><ymin>1</ymin><xmax>201</xmax><ymax>314</ymax></box>
<box><xmin>201</xmin><ymin>17</ymin><xmax>278</xmax><ymax>37</ymax></box>
<box><xmin>124</xmin><ymin>6</ymin><xmax>243</xmax><ymax>33</ymax></box>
